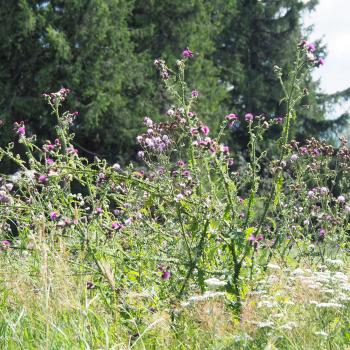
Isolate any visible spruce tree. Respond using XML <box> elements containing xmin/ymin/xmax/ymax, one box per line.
<box><xmin>0</xmin><ymin>0</ymin><xmax>139</xmax><ymax>161</ymax></box>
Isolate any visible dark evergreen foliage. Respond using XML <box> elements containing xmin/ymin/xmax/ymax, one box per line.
<box><xmin>0</xmin><ymin>0</ymin><xmax>348</xmax><ymax>167</ymax></box>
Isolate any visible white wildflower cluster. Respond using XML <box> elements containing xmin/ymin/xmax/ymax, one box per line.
<box><xmin>204</xmin><ymin>277</ymin><xmax>226</xmax><ymax>290</ymax></box>
<box><xmin>181</xmin><ymin>291</ymin><xmax>226</xmax><ymax>307</ymax></box>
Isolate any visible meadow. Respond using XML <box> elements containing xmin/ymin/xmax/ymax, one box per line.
<box><xmin>0</xmin><ymin>43</ymin><xmax>349</xmax><ymax>349</ymax></box>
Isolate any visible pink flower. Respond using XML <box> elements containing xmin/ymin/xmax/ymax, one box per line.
<box><xmin>248</xmin><ymin>234</ymin><xmax>255</xmax><ymax>241</ymax></box>
<box><xmin>112</xmin><ymin>222</ymin><xmax>122</xmax><ymax>230</ymax></box>
<box><xmin>46</xmin><ymin>157</ymin><xmax>54</xmax><ymax>165</ymax></box>
<box><xmin>319</xmin><ymin>228</ymin><xmax>326</xmax><ymax>239</ymax></box>
<box><xmin>318</xmin><ymin>58</ymin><xmax>325</xmax><ymax>66</ymax></box>
<box><xmin>38</xmin><ymin>175</ymin><xmax>48</xmax><ymax>184</ymax></box>
<box><xmin>200</xmin><ymin>125</ymin><xmax>210</xmax><ymax>136</ymax></box>
<box><xmin>50</xmin><ymin>211</ymin><xmax>58</xmax><ymax>220</ymax></box>
<box><xmin>299</xmin><ymin>147</ymin><xmax>308</xmax><ymax>155</ymax></box>
<box><xmin>17</xmin><ymin>126</ymin><xmax>25</xmax><ymax>136</ymax></box>
<box><xmin>337</xmin><ymin>195</ymin><xmax>346</xmax><ymax>203</ymax></box>
<box><xmin>162</xmin><ymin>271</ymin><xmax>171</xmax><ymax>280</ymax></box>
<box><xmin>191</xmin><ymin>90</ymin><xmax>199</xmax><ymax>98</ymax></box>
<box><xmin>245</xmin><ymin>113</ymin><xmax>254</xmax><ymax>122</ymax></box>
<box><xmin>0</xmin><ymin>240</ymin><xmax>11</xmax><ymax>249</ymax></box>
<box><xmin>190</xmin><ymin>127</ymin><xmax>199</xmax><ymax>136</ymax></box>
<box><xmin>182</xmin><ymin>48</ymin><xmax>194</xmax><ymax>58</ymax></box>
<box><xmin>226</xmin><ymin>113</ymin><xmax>237</xmax><ymax>120</ymax></box>
<box><xmin>14</xmin><ymin>122</ymin><xmax>25</xmax><ymax>136</ymax></box>
<box><xmin>290</xmin><ymin>154</ymin><xmax>298</xmax><ymax>162</ymax></box>
<box><xmin>220</xmin><ymin>144</ymin><xmax>229</xmax><ymax>153</ymax></box>
<box><xmin>175</xmin><ymin>193</ymin><xmax>184</xmax><ymax>202</ymax></box>
<box><xmin>307</xmin><ymin>43</ymin><xmax>316</xmax><ymax>52</ymax></box>
<box><xmin>256</xmin><ymin>234</ymin><xmax>264</xmax><ymax>241</ymax></box>
<box><xmin>96</xmin><ymin>207</ymin><xmax>103</xmax><ymax>214</ymax></box>
<box><xmin>274</xmin><ymin>117</ymin><xmax>283</xmax><ymax>124</ymax></box>
<box><xmin>67</xmin><ymin>146</ymin><xmax>78</xmax><ymax>155</ymax></box>
<box><xmin>188</xmin><ymin>111</ymin><xmax>195</xmax><ymax>118</ymax></box>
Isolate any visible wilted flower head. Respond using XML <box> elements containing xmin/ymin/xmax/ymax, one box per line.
<box><xmin>112</xmin><ymin>163</ymin><xmax>121</xmax><ymax>172</ymax></box>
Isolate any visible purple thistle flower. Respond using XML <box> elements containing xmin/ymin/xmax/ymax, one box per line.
<box><xmin>319</xmin><ymin>228</ymin><xmax>326</xmax><ymax>239</ymax></box>
<box><xmin>38</xmin><ymin>175</ymin><xmax>48</xmax><ymax>184</ymax></box>
<box><xmin>220</xmin><ymin>144</ymin><xmax>230</xmax><ymax>153</ymax></box>
<box><xmin>226</xmin><ymin>113</ymin><xmax>238</xmax><ymax>120</ymax></box>
<box><xmin>0</xmin><ymin>240</ymin><xmax>11</xmax><ymax>249</ymax></box>
<box><xmin>191</xmin><ymin>90</ymin><xmax>199</xmax><ymax>98</ymax></box>
<box><xmin>46</xmin><ymin>157</ymin><xmax>54</xmax><ymax>165</ymax></box>
<box><xmin>337</xmin><ymin>195</ymin><xmax>346</xmax><ymax>203</ymax></box>
<box><xmin>112</xmin><ymin>222</ymin><xmax>122</xmax><ymax>230</ymax></box>
<box><xmin>290</xmin><ymin>154</ymin><xmax>298</xmax><ymax>162</ymax></box>
<box><xmin>50</xmin><ymin>211</ymin><xmax>58</xmax><ymax>221</ymax></box>
<box><xmin>245</xmin><ymin>113</ymin><xmax>254</xmax><ymax>122</ymax></box>
<box><xmin>182</xmin><ymin>48</ymin><xmax>194</xmax><ymax>58</ymax></box>
<box><xmin>14</xmin><ymin>122</ymin><xmax>26</xmax><ymax>136</ymax></box>
<box><xmin>307</xmin><ymin>42</ymin><xmax>316</xmax><ymax>52</ymax></box>
<box><xmin>162</xmin><ymin>271</ymin><xmax>171</xmax><ymax>280</ymax></box>
<box><xmin>248</xmin><ymin>234</ymin><xmax>255</xmax><ymax>241</ymax></box>
<box><xmin>299</xmin><ymin>147</ymin><xmax>308</xmax><ymax>155</ymax></box>
<box><xmin>17</xmin><ymin>126</ymin><xmax>25</xmax><ymax>136</ymax></box>
<box><xmin>200</xmin><ymin>125</ymin><xmax>210</xmax><ymax>136</ymax></box>
<box><xmin>274</xmin><ymin>117</ymin><xmax>283</xmax><ymax>124</ymax></box>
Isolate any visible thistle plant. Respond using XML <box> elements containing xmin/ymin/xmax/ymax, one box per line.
<box><xmin>0</xmin><ymin>43</ymin><xmax>348</xmax><ymax>324</ymax></box>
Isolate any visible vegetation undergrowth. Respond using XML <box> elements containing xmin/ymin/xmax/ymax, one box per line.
<box><xmin>0</xmin><ymin>43</ymin><xmax>349</xmax><ymax>349</ymax></box>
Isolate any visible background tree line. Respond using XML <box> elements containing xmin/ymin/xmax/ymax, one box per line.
<box><xmin>0</xmin><ymin>0</ymin><xmax>348</xmax><ymax>169</ymax></box>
